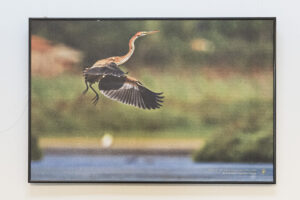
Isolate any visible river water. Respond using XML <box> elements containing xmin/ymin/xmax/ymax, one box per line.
<box><xmin>31</xmin><ymin>153</ymin><xmax>273</xmax><ymax>182</ymax></box>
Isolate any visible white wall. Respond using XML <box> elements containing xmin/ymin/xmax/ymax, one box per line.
<box><xmin>0</xmin><ymin>0</ymin><xmax>299</xmax><ymax>199</ymax></box>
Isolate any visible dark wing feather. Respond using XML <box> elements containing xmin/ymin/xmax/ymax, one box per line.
<box><xmin>84</xmin><ymin>62</ymin><xmax>125</xmax><ymax>77</ymax></box>
<box><xmin>98</xmin><ymin>75</ymin><xmax>164</xmax><ymax>110</ymax></box>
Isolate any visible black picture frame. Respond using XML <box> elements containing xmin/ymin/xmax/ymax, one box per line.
<box><xmin>28</xmin><ymin>17</ymin><xmax>276</xmax><ymax>184</ymax></box>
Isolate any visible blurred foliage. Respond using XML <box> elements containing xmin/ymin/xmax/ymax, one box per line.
<box><xmin>31</xmin><ymin>69</ymin><xmax>272</xmax><ymax>135</ymax></box>
<box><xmin>31</xmin><ymin>19</ymin><xmax>274</xmax><ymax>69</ymax></box>
<box><xmin>193</xmin><ymin>127</ymin><xmax>273</xmax><ymax>163</ymax></box>
<box><xmin>31</xmin><ymin>68</ymin><xmax>273</xmax><ymax>162</ymax></box>
<box><xmin>31</xmin><ymin>135</ymin><xmax>43</xmax><ymax>161</ymax></box>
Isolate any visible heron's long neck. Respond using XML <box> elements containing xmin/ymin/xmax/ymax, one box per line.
<box><xmin>117</xmin><ymin>36</ymin><xmax>137</xmax><ymax>65</ymax></box>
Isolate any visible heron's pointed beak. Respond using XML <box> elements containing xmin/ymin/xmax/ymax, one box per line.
<box><xmin>145</xmin><ymin>30</ymin><xmax>159</xmax><ymax>35</ymax></box>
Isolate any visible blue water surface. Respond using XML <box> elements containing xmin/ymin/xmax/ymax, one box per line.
<box><xmin>31</xmin><ymin>154</ymin><xmax>273</xmax><ymax>182</ymax></box>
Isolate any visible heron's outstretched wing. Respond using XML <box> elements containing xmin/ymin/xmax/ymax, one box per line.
<box><xmin>84</xmin><ymin>62</ymin><xmax>125</xmax><ymax>77</ymax></box>
<box><xmin>98</xmin><ymin>75</ymin><xmax>164</xmax><ymax>110</ymax></box>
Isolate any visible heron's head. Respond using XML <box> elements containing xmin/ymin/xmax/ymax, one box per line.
<box><xmin>135</xmin><ymin>30</ymin><xmax>159</xmax><ymax>38</ymax></box>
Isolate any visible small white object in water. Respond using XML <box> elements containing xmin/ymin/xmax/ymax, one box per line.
<box><xmin>101</xmin><ymin>133</ymin><xmax>113</xmax><ymax>148</ymax></box>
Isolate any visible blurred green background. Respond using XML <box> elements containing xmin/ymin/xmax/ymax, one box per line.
<box><xmin>31</xmin><ymin>19</ymin><xmax>274</xmax><ymax>162</ymax></box>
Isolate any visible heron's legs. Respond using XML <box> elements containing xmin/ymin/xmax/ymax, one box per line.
<box><xmin>82</xmin><ymin>79</ymin><xmax>89</xmax><ymax>95</ymax></box>
<box><xmin>89</xmin><ymin>83</ymin><xmax>99</xmax><ymax>105</ymax></box>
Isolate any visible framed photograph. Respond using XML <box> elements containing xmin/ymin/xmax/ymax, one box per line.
<box><xmin>29</xmin><ymin>18</ymin><xmax>276</xmax><ymax>183</ymax></box>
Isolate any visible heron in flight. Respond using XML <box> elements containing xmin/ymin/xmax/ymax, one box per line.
<box><xmin>82</xmin><ymin>31</ymin><xmax>163</xmax><ymax>110</ymax></box>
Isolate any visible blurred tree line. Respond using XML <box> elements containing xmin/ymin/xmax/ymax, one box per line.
<box><xmin>31</xmin><ymin>19</ymin><xmax>274</xmax><ymax>70</ymax></box>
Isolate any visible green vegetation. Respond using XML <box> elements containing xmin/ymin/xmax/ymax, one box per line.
<box><xmin>31</xmin><ymin>20</ymin><xmax>274</xmax><ymax>69</ymax></box>
<box><xmin>31</xmin><ymin>68</ymin><xmax>273</xmax><ymax>162</ymax></box>
<box><xmin>31</xmin><ymin>135</ymin><xmax>43</xmax><ymax>161</ymax></box>
<box><xmin>192</xmin><ymin>103</ymin><xmax>273</xmax><ymax>163</ymax></box>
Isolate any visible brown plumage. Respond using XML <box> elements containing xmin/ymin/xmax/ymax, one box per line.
<box><xmin>82</xmin><ymin>31</ymin><xmax>164</xmax><ymax>110</ymax></box>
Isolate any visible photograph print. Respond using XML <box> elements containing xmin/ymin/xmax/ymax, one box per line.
<box><xmin>29</xmin><ymin>18</ymin><xmax>275</xmax><ymax>183</ymax></box>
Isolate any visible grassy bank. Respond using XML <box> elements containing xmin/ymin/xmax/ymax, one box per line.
<box><xmin>31</xmin><ymin>68</ymin><xmax>273</xmax><ymax>162</ymax></box>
